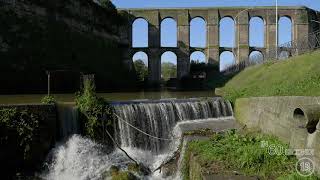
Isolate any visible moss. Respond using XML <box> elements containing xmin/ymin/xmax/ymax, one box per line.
<box><xmin>127</xmin><ymin>163</ymin><xmax>140</xmax><ymax>173</ymax></box>
<box><xmin>183</xmin><ymin>128</ymin><xmax>216</xmax><ymax>136</ymax></box>
<box><xmin>112</xmin><ymin>171</ymin><xmax>137</xmax><ymax>180</ymax></box>
<box><xmin>238</xmin><ymin>44</ymin><xmax>250</xmax><ymax>48</ymax></box>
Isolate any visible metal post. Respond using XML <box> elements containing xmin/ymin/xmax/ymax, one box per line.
<box><xmin>47</xmin><ymin>71</ymin><xmax>50</xmax><ymax>96</ymax></box>
<box><xmin>275</xmin><ymin>0</ymin><xmax>278</xmax><ymax>59</ymax></box>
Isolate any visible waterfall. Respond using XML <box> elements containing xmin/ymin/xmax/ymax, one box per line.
<box><xmin>41</xmin><ymin>135</ymin><xmax>133</xmax><ymax>180</ymax></box>
<box><xmin>113</xmin><ymin>98</ymin><xmax>233</xmax><ymax>153</ymax></box>
<box><xmin>56</xmin><ymin>103</ymin><xmax>80</xmax><ymax>139</ymax></box>
<box><xmin>43</xmin><ymin>97</ymin><xmax>234</xmax><ymax>180</ymax></box>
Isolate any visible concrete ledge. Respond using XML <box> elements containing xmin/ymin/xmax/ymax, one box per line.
<box><xmin>234</xmin><ymin>96</ymin><xmax>320</xmax><ymax>174</ymax></box>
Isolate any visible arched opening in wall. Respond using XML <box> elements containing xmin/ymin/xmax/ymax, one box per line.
<box><xmin>293</xmin><ymin>108</ymin><xmax>305</xmax><ymax>119</ymax></box>
<box><xmin>220</xmin><ymin>51</ymin><xmax>235</xmax><ymax>72</ymax></box>
<box><xmin>279</xmin><ymin>51</ymin><xmax>290</xmax><ymax>60</ymax></box>
<box><xmin>190</xmin><ymin>51</ymin><xmax>206</xmax><ymax>78</ymax></box>
<box><xmin>220</xmin><ymin>17</ymin><xmax>235</xmax><ymax>48</ymax></box>
<box><xmin>249</xmin><ymin>17</ymin><xmax>265</xmax><ymax>47</ymax></box>
<box><xmin>293</xmin><ymin>108</ymin><xmax>319</xmax><ymax>134</ymax></box>
<box><xmin>249</xmin><ymin>51</ymin><xmax>264</xmax><ymax>64</ymax></box>
<box><xmin>161</xmin><ymin>18</ymin><xmax>177</xmax><ymax>47</ymax></box>
<box><xmin>132</xmin><ymin>51</ymin><xmax>148</xmax><ymax>82</ymax></box>
<box><xmin>132</xmin><ymin>18</ymin><xmax>148</xmax><ymax>48</ymax></box>
<box><xmin>278</xmin><ymin>17</ymin><xmax>292</xmax><ymax>47</ymax></box>
<box><xmin>161</xmin><ymin>51</ymin><xmax>177</xmax><ymax>82</ymax></box>
<box><xmin>190</xmin><ymin>17</ymin><xmax>207</xmax><ymax>48</ymax></box>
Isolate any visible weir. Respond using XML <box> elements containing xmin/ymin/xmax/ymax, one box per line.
<box><xmin>113</xmin><ymin>97</ymin><xmax>233</xmax><ymax>153</ymax></box>
<box><xmin>56</xmin><ymin>103</ymin><xmax>80</xmax><ymax>139</ymax></box>
<box><xmin>43</xmin><ymin>97</ymin><xmax>235</xmax><ymax>179</ymax></box>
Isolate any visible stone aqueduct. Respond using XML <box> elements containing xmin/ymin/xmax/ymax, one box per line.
<box><xmin>119</xmin><ymin>6</ymin><xmax>320</xmax><ymax>82</ymax></box>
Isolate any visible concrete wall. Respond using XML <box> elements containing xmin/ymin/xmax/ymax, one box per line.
<box><xmin>0</xmin><ymin>104</ymin><xmax>57</xmax><ymax>176</ymax></box>
<box><xmin>120</xmin><ymin>6</ymin><xmax>320</xmax><ymax>82</ymax></box>
<box><xmin>235</xmin><ymin>96</ymin><xmax>320</xmax><ymax>174</ymax></box>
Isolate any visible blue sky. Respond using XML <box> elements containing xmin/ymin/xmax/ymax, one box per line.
<box><xmin>119</xmin><ymin>0</ymin><xmax>320</xmax><ymax>71</ymax></box>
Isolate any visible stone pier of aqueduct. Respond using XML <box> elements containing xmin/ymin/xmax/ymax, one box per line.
<box><xmin>119</xmin><ymin>6</ymin><xmax>320</xmax><ymax>82</ymax></box>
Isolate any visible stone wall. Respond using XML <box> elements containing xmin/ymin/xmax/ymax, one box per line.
<box><xmin>235</xmin><ymin>96</ymin><xmax>320</xmax><ymax>174</ymax></box>
<box><xmin>120</xmin><ymin>6</ymin><xmax>320</xmax><ymax>82</ymax></box>
<box><xmin>0</xmin><ymin>104</ymin><xmax>57</xmax><ymax>177</ymax></box>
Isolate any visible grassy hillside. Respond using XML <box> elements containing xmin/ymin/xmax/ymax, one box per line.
<box><xmin>218</xmin><ymin>50</ymin><xmax>320</xmax><ymax>103</ymax></box>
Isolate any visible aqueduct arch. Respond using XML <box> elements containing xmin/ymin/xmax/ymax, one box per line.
<box><xmin>119</xmin><ymin>6</ymin><xmax>320</xmax><ymax>82</ymax></box>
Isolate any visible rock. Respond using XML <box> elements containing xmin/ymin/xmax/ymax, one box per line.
<box><xmin>111</xmin><ymin>171</ymin><xmax>137</xmax><ymax>180</ymax></box>
<box><xmin>138</xmin><ymin>163</ymin><xmax>151</xmax><ymax>176</ymax></box>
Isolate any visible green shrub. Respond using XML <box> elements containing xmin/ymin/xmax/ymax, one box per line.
<box><xmin>0</xmin><ymin>108</ymin><xmax>39</xmax><ymax>159</ymax></box>
<box><xmin>75</xmin><ymin>78</ymin><xmax>114</xmax><ymax>141</ymax></box>
<box><xmin>41</xmin><ymin>95</ymin><xmax>55</xmax><ymax>104</ymax></box>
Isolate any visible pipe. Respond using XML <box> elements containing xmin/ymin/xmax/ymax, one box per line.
<box><xmin>293</xmin><ymin>105</ymin><xmax>320</xmax><ymax>134</ymax></box>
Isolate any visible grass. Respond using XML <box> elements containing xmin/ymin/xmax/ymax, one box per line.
<box><xmin>182</xmin><ymin>130</ymin><xmax>319</xmax><ymax>180</ymax></box>
<box><xmin>217</xmin><ymin>50</ymin><xmax>320</xmax><ymax>103</ymax></box>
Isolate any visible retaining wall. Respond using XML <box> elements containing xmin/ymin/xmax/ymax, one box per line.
<box><xmin>235</xmin><ymin>96</ymin><xmax>320</xmax><ymax>174</ymax></box>
<box><xmin>0</xmin><ymin>104</ymin><xmax>57</xmax><ymax>177</ymax></box>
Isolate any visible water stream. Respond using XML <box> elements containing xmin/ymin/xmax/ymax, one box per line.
<box><xmin>42</xmin><ymin>97</ymin><xmax>234</xmax><ymax>180</ymax></box>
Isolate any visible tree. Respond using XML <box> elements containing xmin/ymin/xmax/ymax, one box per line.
<box><xmin>100</xmin><ymin>0</ymin><xmax>116</xmax><ymax>9</ymax></box>
<box><xmin>133</xmin><ymin>60</ymin><xmax>148</xmax><ymax>82</ymax></box>
<box><xmin>161</xmin><ymin>62</ymin><xmax>177</xmax><ymax>81</ymax></box>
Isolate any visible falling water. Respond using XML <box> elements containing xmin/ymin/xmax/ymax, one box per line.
<box><xmin>56</xmin><ymin>103</ymin><xmax>80</xmax><ymax>139</ymax></box>
<box><xmin>43</xmin><ymin>97</ymin><xmax>234</xmax><ymax>180</ymax></box>
<box><xmin>113</xmin><ymin>98</ymin><xmax>233</xmax><ymax>153</ymax></box>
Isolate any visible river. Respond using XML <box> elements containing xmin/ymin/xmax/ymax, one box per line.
<box><xmin>0</xmin><ymin>90</ymin><xmax>215</xmax><ymax>104</ymax></box>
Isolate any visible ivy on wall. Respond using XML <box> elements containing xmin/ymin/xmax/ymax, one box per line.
<box><xmin>0</xmin><ymin>108</ymin><xmax>40</xmax><ymax>159</ymax></box>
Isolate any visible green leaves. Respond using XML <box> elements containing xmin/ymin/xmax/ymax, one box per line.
<box><xmin>41</xmin><ymin>95</ymin><xmax>55</xmax><ymax>104</ymax></box>
<box><xmin>75</xmin><ymin>78</ymin><xmax>113</xmax><ymax>141</ymax></box>
<box><xmin>0</xmin><ymin>108</ymin><xmax>39</xmax><ymax>159</ymax></box>
<box><xmin>133</xmin><ymin>60</ymin><xmax>148</xmax><ymax>82</ymax></box>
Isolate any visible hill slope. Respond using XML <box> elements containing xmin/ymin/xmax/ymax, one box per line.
<box><xmin>218</xmin><ymin>50</ymin><xmax>320</xmax><ymax>102</ymax></box>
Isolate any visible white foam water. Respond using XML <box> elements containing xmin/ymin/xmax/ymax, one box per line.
<box><xmin>41</xmin><ymin>135</ymin><xmax>179</xmax><ymax>180</ymax></box>
<box><xmin>42</xmin><ymin>98</ymin><xmax>234</xmax><ymax>180</ymax></box>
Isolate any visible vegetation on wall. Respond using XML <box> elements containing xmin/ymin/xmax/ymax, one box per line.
<box><xmin>41</xmin><ymin>95</ymin><xmax>56</xmax><ymax>104</ymax></box>
<box><xmin>0</xmin><ymin>108</ymin><xmax>40</xmax><ymax>159</ymax></box>
<box><xmin>75</xmin><ymin>79</ymin><xmax>114</xmax><ymax>142</ymax></box>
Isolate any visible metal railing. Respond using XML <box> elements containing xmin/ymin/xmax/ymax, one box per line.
<box><xmin>222</xmin><ymin>30</ymin><xmax>320</xmax><ymax>75</ymax></box>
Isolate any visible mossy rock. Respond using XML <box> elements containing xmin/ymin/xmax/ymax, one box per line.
<box><xmin>127</xmin><ymin>163</ymin><xmax>139</xmax><ymax>173</ymax></box>
<box><xmin>127</xmin><ymin>163</ymin><xmax>151</xmax><ymax>176</ymax></box>
<box><xmin>112</xmin><ymin>171</ymin><xmax>137</xmax><ymax>180</ymax></box>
